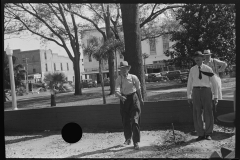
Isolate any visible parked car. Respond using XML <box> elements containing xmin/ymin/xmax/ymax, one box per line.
<box><xmin>148</xmin><ymin>73</ymin><xmax>168</xmax><ymax>82</ymax></box>
<box><xmin>160</xmin><ymin>71</ymin><xmax>169</xmax><ymax>76</ymax></box>
<box><xmin>147</xmin><ymin>73</ymin><xmax>158</xmax><ymax>82</ymax></box>
<box><xmin>82</xmin><ymin>79</ymin><xmax>94</xmax><ymax>88</ymax></box>
<box><xmin>104</xmin><ymin>78</ymin><xmax>110</xmax><ymax>86</ymax></box>
<box><xmin>165</xmin><ymin>70</ymin><xmax>181</xmax><ymax>80</ymax></box>
<box><xmin>145</xmin><ymin>74</ymin><xmax>149</xmax><ymax>82</ymax></box>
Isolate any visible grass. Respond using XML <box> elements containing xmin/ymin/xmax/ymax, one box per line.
<box><xmin>4</xmin><ymin>78</ymin><xmax>235</xmax><ymax>111</ymax></box>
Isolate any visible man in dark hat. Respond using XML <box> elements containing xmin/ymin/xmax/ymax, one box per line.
<box><xmin>115</xmin><ymin>61</ymin><xmax>144</xmax><ymax>150</ymax></box>
<box><xmin>187</xmin><ymin>51</ymin><xmax>218</xmax><ymax>141</ymax></box>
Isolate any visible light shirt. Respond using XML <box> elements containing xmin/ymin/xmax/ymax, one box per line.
<box><xmin>204</xmin><ymin>58</ymin><xmax>227</xmax><ymax>77</ymax></box>
<box><xmin>187</xmin><ymin>64</ymin><xmax>218</xmax><ymax>99</ymax></box>
<box><xmin>115</xmin><ymin>73</ymin><xmax>141</xmax><ymax>95</ymax></box>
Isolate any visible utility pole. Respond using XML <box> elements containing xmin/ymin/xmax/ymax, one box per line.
<box><xmin>23</xmin><ymin>58</ymin><xmax>29</xmax><ymax>94</ymax></box>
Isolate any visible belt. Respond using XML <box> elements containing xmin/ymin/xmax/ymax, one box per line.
<box><xmin>122</xmin><ymin>92</ymin><xmax>136</xmax><ymax>97</ymax></box>
<box><xmin>193</xmin><ymin>86</ymin><xmax>210</xmax><ymax>89</ymax></box>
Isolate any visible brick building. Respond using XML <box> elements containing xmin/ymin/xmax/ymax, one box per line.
<box><xmin>13</xmin><ymin>49</ymin><xmax>84</xmax><ymax>83</ymax></box>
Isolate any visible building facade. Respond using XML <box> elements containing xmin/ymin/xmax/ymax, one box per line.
<box><xmin>81</xmin><ymin>27</ymin><xmax>175</xmax><ymax>81</ymax></box>
<box><xmin>13</xmin><ymin>49</ymin><xmax>84</xmax><ymax>83</ymax></box>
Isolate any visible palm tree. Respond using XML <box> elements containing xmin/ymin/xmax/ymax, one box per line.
<box><xmin>83</xmin><ymin>36</ymin><xmax>109</xmax><ymax>104</ymax></box>
<box><xmin>44</xmin><ymin>72</ymin><xmax>66</xmax><ymax>106</ymax></box>
<box><xmin>103</xmin><ymin>37</ymin><xmax>125</xmax><ymax>79</ymax></box>
<box><xmin>142</xmin><ymin>53</ymin><xmax>149</xmax><ymax>74</ymax></box>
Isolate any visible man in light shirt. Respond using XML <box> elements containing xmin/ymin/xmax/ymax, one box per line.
<box><xmin>187</xmin><ymin>51</ymin><xmax>218</xmax><ymax>141</ymax></box>
<box><xmin>203</xmin><ymin>49</ymin><xmax>227</xmax><ymax>113</ymax></box>
<box><xmin>115</xmin><ymin>61</ymin><xmax>144</xmax><ymax>150</ymax></box>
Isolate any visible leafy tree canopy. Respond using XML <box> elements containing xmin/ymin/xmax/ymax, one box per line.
<box><xmin>165</xmin><ymin>4</ymin><xmax>235</xmax><ymax>67</ymax></box>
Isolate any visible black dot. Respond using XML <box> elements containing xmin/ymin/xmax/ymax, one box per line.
<box><xmin>61</xmin><ymin>122</ymin><xmax>82</xmax><ymax>144</ymax></box>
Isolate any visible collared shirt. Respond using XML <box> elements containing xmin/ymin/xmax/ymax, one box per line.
<box><xmin>204</xmin><ymin>58</ymin><xmax>227</xmax><ymax>76</ymax></box>
<box><xmin>115</xmin><ymin>73</ymin><xmax>141</xmax><ymax>95</ymax></box>
<box><xmin>187</xmin><ymin>64</ymin><xmax>218</xmax><ymax>99</ymax></box>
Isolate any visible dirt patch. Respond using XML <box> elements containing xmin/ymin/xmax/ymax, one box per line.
<box><xmin>5</xmin><ymin>124</ymin><xmax>235</xmax><ymax>158</ymax></box>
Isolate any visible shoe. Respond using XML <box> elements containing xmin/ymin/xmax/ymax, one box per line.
<box><xmin>205</xmin><ymin>135</ymin><xmax>212</xmax><ymax>140</ymax></box>
<box><xmin>134</xmin><ymin>143</ymin><xmax>140</xmax><ymax>150</ymax></box>
<box><xmin>123</xmin><ymin>139</ymin><xmax>131</xmax><ymax>145</ymax></box>
<box><xmin>195</xmin><ymin>136</ymin><xmax>205</xmax><ymax>141</ymax></box>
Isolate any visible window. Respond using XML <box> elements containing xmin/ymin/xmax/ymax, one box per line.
<box><xmin>44</xmin><ymin>52</ymin><xmax>47</xmax><ymax>59</ymax></box>
<box><xmin>73</xmin><ymin>76</ymin><xmax>74</xmax><ymax>82</ymax></box>
<box><xmin>45</xmin><ymin>63</ymin><xmax>48</xmax><ymax>71</ymax></box>
<box><xmin>54</xmin><ymin>63</ymin><xmax>56</xmax><ymax>71</ymax></box>
<box><xmin>89</xmin><ymin>55</ymin><xmax>92</xmax><ymax>62</ymax></box>
<box><xmin>163</xmin><ymin>34</ymin><xmax>170</xmax><ymax>53</ymax></box>
<box><xmin>33</xmin><ymin>68</ymin><xmax>36</xmax><ymax>73</ymax></box>
<box><xmin>66</xmin><ymin>77</ymin><xmax>68</xmax><ymax>81</ymax></box>
<box><xmin>163</xmin><ymin>43</ymin><xmax>169</xmax><ymax>52</ymax></box>
<box><xmin>67</xmin><ymin>63</ymin><xmax>69</xmax><ymax>70</ymax></box>
<box><xmin>149</xmin><ymin>38</ymin><xmax>156</xmax><ymax>55</ymax></box>
<box><xmin>61</xmin><ymin>63</ymin><xmax>63</xmax><ymax>71</ymax></box>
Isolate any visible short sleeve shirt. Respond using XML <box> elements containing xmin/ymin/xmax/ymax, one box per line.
<box><xmin>115</xmin><ymin>74</ymin><xmax>141</xmax><ymax>95</ymax></box>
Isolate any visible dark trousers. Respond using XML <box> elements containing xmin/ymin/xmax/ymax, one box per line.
<box><xmin>120</xmin><ymin>92</ymin><xmax>141</xmax><ymax>143</ymax></box>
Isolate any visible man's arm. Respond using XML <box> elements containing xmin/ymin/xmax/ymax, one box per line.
<box><xmin>115</xmin><ymin>77</ymin><xmax>122</xmax><ymax>98</ymax></box>
<box><xmin>214</xmin><ymin>59</ymin><xmax>227</xmax><ymax>72</ymax></box>
<box><xmin>187</xmin><ymin>68</ymin><xmax>193</xmax><ymax>99</ymax></box>
<box><xmin>210</xmin><ymin>75</ymin><xmax>218</xmax><ymax>99</ymax></box>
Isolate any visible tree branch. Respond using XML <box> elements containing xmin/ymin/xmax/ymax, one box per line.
<box><xmin>13</xmin><ymin>3</ymin><xmax>67</xmax><ymax>47</ymax></box>
<box><xmin>140</xmin><ymin>5</ymin><xmax>184</xmax><ymax>28</ymax></box>
<box><xmin>87</xmin><ymin>4</ymin><xmax>104</xmax><ymax>20</ymax></box>
<box><xmin>58</xmin><ymin>3</ymin><xmax>76</xmax><ymax>53</ymax></box>
<box><xmin>69</xmin><ymin>4</ymin><xmax>80</xmax><ymax>57</ymax></box>
<box><xmin>141</xmin><ymin>31</ymin><xmax>172</xmax><ymax>41</ymax></box>
<box><xmin>63</xmin><ymin>5</ymin><xmax>107</xmax><ymax>40</ymax></box>
<box><xmin>14</xmin><ymin>16</ymin><xmax>64</xmax><ymax>47</ymax></box>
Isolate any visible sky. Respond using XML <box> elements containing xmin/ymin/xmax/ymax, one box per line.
<box><xmin>4</xmin><ymin>35</ymin><xmax>72</xmax><ymax>57</ymax></box>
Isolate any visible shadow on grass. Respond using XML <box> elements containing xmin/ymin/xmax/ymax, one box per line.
<box><xmin>4</xmin><ymin>92</ymin><xmax>110</xmax><ymax>110</ymax></box>
<box><xmin>147</xmin><ymin>92</ymin><xmax>187</xmax><ymax>101</ymax></box>
<box><xmin>146</xmin><ymin>83</ymin><xmax>187</xmax><ymax>91</ymax></box>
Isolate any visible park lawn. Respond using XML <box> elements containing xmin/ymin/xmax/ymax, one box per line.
<box><xmin>4</xmin><ymin>78</ymin><xmax>235</xmax><ymax>111</ymax></box>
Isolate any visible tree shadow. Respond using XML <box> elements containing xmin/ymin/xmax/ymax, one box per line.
<box><xmin>147</xmin><ymin>83</ymin><xmax>186</xmax><ymax>91</ymax></box>
<box><xmin>211</xmin><ymin>131</ymin><xmax>235</xmax><ymax>141</ymax></box>
<box><xmin>65</xmin><ymin>144</ymin><xmax>133</xmax><ymax>158</ymax></box>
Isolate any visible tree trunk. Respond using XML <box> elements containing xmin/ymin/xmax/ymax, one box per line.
<box><xmin>115</xmin><ymin>49</ymin><xmax>118</xmax><ymax>79</ymax></box>
<box><xmin>121</xmin><ymin>4</ymin><xmax>147</xmax><ymax>100</ymax></box>
<box><xmin>144</xmin><ymin>58</ymin><xmax>147</xmax><ymax>74</ymax></box>
<box><xmin>73</xmin><ymin>56</ymin><xmax>82</xmax><ymax>95</ymax></box>
<box><xmin>99</xmin><ymin>60</ymin><xmax>106</xmax><ymax>104</ymax></box>
<box><xmin>105</xmin><ymin>5</ymin><xmax>115</xmax><ymax>95</ymax></box>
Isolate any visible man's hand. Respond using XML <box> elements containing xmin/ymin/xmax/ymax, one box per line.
<box><xmin>214</xmin><ymin>98</ymin><xmax>218</xmax><ymax>109</ymax></box>
<box><xmin>188</xmin><ymin>98</ymin><xmax>193</xmax><ymax>106</ymax></box>
<box><xmin>140</xmin><ymin>98</ymin><xmax>144</xmax><ymax>106</ymax></box>
<box><xmin>120</xmin><ymin>96</ymin><xmax>127</xmax><ymax>103</ymax></box>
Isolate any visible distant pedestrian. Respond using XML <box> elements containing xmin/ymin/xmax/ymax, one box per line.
<box><xmin>115</xmin><ymin>61</ymin><xmax>144</xmax><ymax>150</ymax></box>
<box><xmin>187</xmin><ymin>51</ymin><xmax>218</xmax><ymax>141</ymax></box>
<box><xmin>29</xmin><ymin>81</ymin><xmax>33</xmax><ymax>94</ymax></box>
